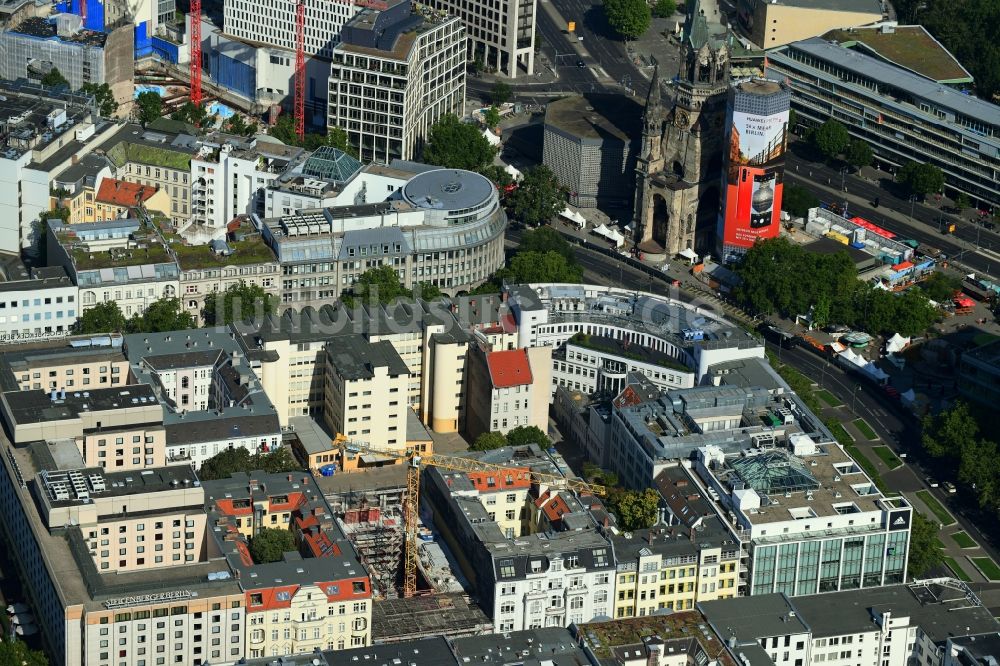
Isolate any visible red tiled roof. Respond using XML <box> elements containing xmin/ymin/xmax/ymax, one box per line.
<box><xmin>467</xmin><ymin>468</ymin><xmax>532</xmax><ymax>492</ymax></box>
<box><xmin>95</xmin><ymin>178</ymin><xmax>158</xmax><ymax>206</ymax></box>
<box><xmin>486</xmin><ymin>348</ymin><xmax>532</xmax><ymax>388</ymax></box>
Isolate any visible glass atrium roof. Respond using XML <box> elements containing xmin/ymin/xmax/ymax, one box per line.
<box><xmin>301</xmin><ymin>146</ymin><xmax>363</xmax><ymax>184</ymax></box>
<box><xmin>730</xmin><ymin>450</ymin><xmax>821</xmax><ymax>495</ymax></box>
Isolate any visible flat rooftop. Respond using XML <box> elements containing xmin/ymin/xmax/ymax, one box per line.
<box><xmin>791</xmin><ymin>581</ymin><xmax>999</xmax><ymax>641</ymax></box>
<box><xmin>371</xmin><ymin>594</ymin><xmax>491</xmax><ymax>642</ymax></box>
<box><xmin>544</xmin><ymin>93</ymin><xmax>642</xmax><ymax>144</ymax></box>
<box><xmin>699</xmin><ymin>594</ymin><xmax>809</xmax><ymax>642</ymax></box>
<box><xmin>579</xmin><ymin>613</ymin><xmax>739</xmax><ymax>665</ymax></box>
<box><xmin>822</xmin><ymin>25</ymin><xmax>973</xmax><ymax>84</ymax></box>
<box><xmin>324</xmin><ymin>637</ymin><xmax>455</xmax><ymax>666</ymax></box>
<box><xmin>327</xmin><ymin>334</ymin><xmax>410</xmax><ymax>380</ymax></box>
<box><xmin>765</xmin><ymin>0</ymin><xmax>880</xmax><ymax>15</ymax></box>
<box><xmin>2</xmin><ymin>384</ymin><xmax>159</xmax><ymax>426</ymax></box>
<box><xmin>402</xmin><ymin>168</ymin><xmax>495</xmax><ymax>212</ymax></box>
<box><xmin>451</xmin><ymin>628</ymin><xmax>590</xmax><ymax>666</ymax></box>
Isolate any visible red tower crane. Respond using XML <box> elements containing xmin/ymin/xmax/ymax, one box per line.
<box><xmin>190</xmin><ymin>0</ymin><xmax>203</xmax><ymax>106</ymax></box>
<box><xmin>294</xmin><ymin>0</ymin><xmax>305</xmax><ymax>141</ymax></box>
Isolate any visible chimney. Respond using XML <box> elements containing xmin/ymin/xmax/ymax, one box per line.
<box><xmin>647</xmin><ymin>531</ymin><xmax>654</xmax><ymax>545</ymax></box>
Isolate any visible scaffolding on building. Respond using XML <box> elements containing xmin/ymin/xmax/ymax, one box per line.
<box><xmin>330</xmin><ymin>487</ymin><xmax>406</xmax><ymax>599</ymax></box>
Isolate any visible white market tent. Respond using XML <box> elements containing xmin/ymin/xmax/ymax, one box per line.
<box><xmin>886</xmin><ymin>333</ymin><xmax>910</xmax><ymax>353</ymax></box>
<box><xmin>678</xmin><ymin>248</ymin><xmax>699</xmax><ymax>262</ymax></box>
<box><xmin>560</xmin><ymin>207</ymin><xmax>586</xmax><ymax>228</ymax></box>
<box><xmin>593</xmin><ymin>223</ymin><xmax>625</xmax><ymax>248</ymax></box>
<box><xmin>483</xmin><ymin>129</ymin><xmax>501</xmax><ymax>146</ymax></box>
<box><xmin>504</xmin><ymin>163</ymin><xmax>523</xmax><ymax>181</ymax></box>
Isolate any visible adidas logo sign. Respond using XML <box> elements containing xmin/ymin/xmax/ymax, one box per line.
<box><xmin>892</xmin><ymin>516</ymin><xmax>906</xmax><ymax>526</ymax></box>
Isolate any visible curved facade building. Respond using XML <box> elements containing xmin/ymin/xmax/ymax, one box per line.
<box><xmin>260</xmin><ymin>165</ymin><xmax>506</xmax><ymax>308</ymax></box>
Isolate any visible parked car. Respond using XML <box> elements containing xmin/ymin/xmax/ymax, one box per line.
<box><xmin>925</xmin><ymin>477</ymin><xmax>939</xmax><ymax>488</ymax></box>
<box><xmin>942</xmin><ymin>481</ymin><xmax>957</xmax><ymax>494</ymax></box>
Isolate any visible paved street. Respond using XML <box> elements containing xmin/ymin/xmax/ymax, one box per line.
<box><xmin>785</xmin><ymin>149</ymin><xmax>1000</xmax><ymax>278</ymax></box>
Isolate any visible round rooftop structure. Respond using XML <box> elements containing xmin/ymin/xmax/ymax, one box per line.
<box><xmin>402</xmin><ymin>168</ymin><xmax>496</xmax><ymax>214</ymax></box>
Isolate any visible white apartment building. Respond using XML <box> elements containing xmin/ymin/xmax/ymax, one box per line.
<box><xmin>329</xmin><ymin>3</ymin><xmax>466</xmax><ymax>163</ymax></box>
<box><xmin>554</xmin><ymin>334</ymin><xmax>696</xmax><ymax>397</ymax></box>
<box><xmin>422</xmin><ymin>0</ymin><xmax>535</xmax><ymax>77</ymax></box>
<box><xmin>187</xmin><ymin>137</ymin><xmax>304</xmax><ymax>243</ymax></box>
<box><xmin>323</xmin><ymin>334</ymin><xmax>411</xmax><ymax>449</ymax></box>
<box><xmin>464</xmin><ymin>344</ymin><xmax>551</xmax><ymax>441</ymax></box>
<box><xmin>0</xmin><ymin>266</ymin><xmax>79</xmax><ymax>342</ymax></box>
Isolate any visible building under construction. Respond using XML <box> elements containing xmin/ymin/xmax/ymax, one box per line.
<box><xmin>328</xmin><ymin>486</ymin><xmax>407</xmax><ymax>599</ymax></box>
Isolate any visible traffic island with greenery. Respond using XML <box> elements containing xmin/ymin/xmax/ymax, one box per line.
<box><xmin>815</xmin><ymin>389</ymin><xmax>842</xmax><ymax>407</ymax></box>
<box><xmin>950</xmin><ymin>530</ymin><xmax>977</xmax><ymax>548</ymax></box>
<box><xmin>922</xmin><ymin>401</ymin><xmax>1000</xmax><ymax>515</ymax></box>
<box><xmin>942</xmin><ymin>555</ymin><xmax>973</xmax><ymax>581</ymax></box>
<box><xmin>198</xmin><ymin>446</ymin><xmax>300</xmax><ymax>481</ymax></box>
<box><xmin>971</xmin><ymin>556</ymin><xmax>1000</xmax><ymax>581</ymax></box>
<box><xmin>852</xmin><ymin>418</ymin><xmax>878</xmax><ymax>440</ymax></box>
<box><xmin>734</xmin><ymin>237</ymin><xmax>940</xmax><ymax>336</ymax></box>
<box><xmin>603</xmin><ymin>0</ymin><xmax>651</xmax><ymax>39</ymax></box>
<box><xmin>872</xmin><ymin>446</ymin><xmax>902</xmax><ymax>469</ymax></box>
<box><xmin>916</xmin><ymin>489</ymin><xmax>955</xmax><ymax>526</ymax></box>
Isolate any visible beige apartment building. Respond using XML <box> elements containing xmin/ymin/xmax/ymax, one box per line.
<box><xmin>5</xmin><ymin>347</ymin><xmax>129</xmax><ymax>392</ymax></box>
<box><xmin>323</xmin><ymin>335</ymin><xmax>410</xmax><ymax>450</ymax></box>
<box><xmin>736</xmin><ymin>0</ymin><xmax>883</xmax><ymax>47</ymax></box>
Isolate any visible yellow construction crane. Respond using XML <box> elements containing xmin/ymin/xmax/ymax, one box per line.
<box><xmin>333</xmin><ymin>436</ymin><xmax>605</xmax><ymax>598</ymax></box>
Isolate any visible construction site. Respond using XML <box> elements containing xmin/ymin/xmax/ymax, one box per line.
<box><xmin>324</xmin><ymin>484</ymin><xmax>491</xmax><ymax>641</ymax></box>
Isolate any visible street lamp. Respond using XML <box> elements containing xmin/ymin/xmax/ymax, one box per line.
<box><xmin>909</xmin><ymin>194</ymin><xmax>917</xmax><ymax>221</ymax></box>
<box><xmin>840</xmin><ymin>166</ymin><xmax>848</xmax><ymax>193</ymax></box>
<box><xmin>852</xmin><ymin>384</ymin><xmax>861</xmax><ymax>415</ymax></box>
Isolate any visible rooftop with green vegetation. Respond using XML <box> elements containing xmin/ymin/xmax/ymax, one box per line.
<box><xmin>172</xmin><ymin>236</ymin><xmax>277</xmax><ymax>270</ymax></box>
<box><xmin>823</xmin><ymin>26</ymin><xmax>973</xmax><ymax>84</ymax></box>
<box><xmin>106</xmin><ymin>140</ymin><xmax>193</xmax><ymax>171</ymax></box>
<box><xmin>579</xmin><ymin>613</ymin><xmax>738</xmax><ymax>663</ymax></box>
<box><xmin>70</xmin><ymin>242</ymin><xmax>172</xmax><ymax>270</ymax></box>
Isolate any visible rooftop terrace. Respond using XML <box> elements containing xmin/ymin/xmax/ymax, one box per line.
<box><xmin>578</xmin><ymin>612</ymin><xmax>738</xmax><ymax>664</ymax></box>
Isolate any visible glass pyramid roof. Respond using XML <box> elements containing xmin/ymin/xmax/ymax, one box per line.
<box><xmin>301</xmin><ymin>146</ymin><xmax>363</xmax><ymax>184</ymax></box>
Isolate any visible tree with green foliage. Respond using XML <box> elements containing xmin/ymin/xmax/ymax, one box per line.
<box><xmin>171</xmin><ymin>101</ymin><xmax>208</xmax><ymax>126</ymax></box>
<box><xmin>471</xmin><ymin>54</ymin><xmax>485</xmax><ymax>75</ymax></box>
<box><xmin>199</xmin><ymin>446</ymin><xmax>300</xmax><ymax>480</ymax></box>
<box><xmin>326</xmin><ymin>125</ymin><xmax>358</xmax><ymax>158</ymax></box>
<box><xmin>135</xmin><ymin>91</ymin><xmax>164</xmax><ymax>125</ymax></box>
<box><xmin>519</xmin><ymin>226</ymin><xmax>577</xmax><ymax>263</ymax></box>
<box><xmin>733</xmin><ymin>236</ymin><xmax>939</xmax><ymax>336</ymax></box>
<box><xmin>483</xmin><ymin>106</ymin><xmax>501</xmax><ymax>129</ymax></box>
<box><xmin>920</xmin><ymin>0</ymin><xmax>1000</xmax><ymax>101</ymax></box>
<box><xmin>781</xmin><ymin>183</ymin><xmax>819</xmax><ymax>218</ymax></box>
<box><xmin>80</xmin><ymin>82</ymin><xmax>119</xmax><ymax>117</ymax></box>
<box><xmin>811</xmin><ymin>119</ymin><xmax>850</xmax><ymax>159</ymax></box>
<box><xmin>423</xmin><ymin>114</ymin><xmax>496</xmax><ymax>171</ymax></box>
<box><xmin>505</xmin><ymin>425</ymin><xmax>550</xmax><ymax>448</ymax></box>
<box><xmin>652</xmin><ymin>0</ymin><xmax>675</xmax><ymax>16</ymax></box>
<box><xmin>203</xmin><ymin>282</ymin><xmax>277</xmax><ymax>326</ymax></box>
<box><xmin>129</xmin><ymin>298</ymin><xmax>195</xmax><ymax>333</ymax></box>
<box><xmin>411</xmin><ymin>282</ymin><xmax>443</xmax><ymax>301</ymax></box>
<box><xmin>480</xmin><ymin>164</ymin><xmax>515</xmax><ymax>190</ymax></box>
<box><xmin>343</xmin><ymin>265</ymin><xmax>411</xmax><ymax>306</ymax></box>
<box><xmin>959</xmin><ymin>438</ymin><xmax>1000</xmax><ymax>508</ymax></box>
<box><xmin>604</xmin><ymin>0</ymin><xmax>651</xmax><ymax>39</ymax></box>
<box><xmin>492</xmin><ymin>82</ymin><xmax>512</xmax><ymax>106</ymax></box>
<box><xmin>919</xmin><ymin>271</ymin><xmax>963</xmax><ymax>302</ymax></box>
<box><xmin>501</xmin><ymin>250</ymin><xmax>584</xmax><ymax>284</ymax></box>
<box><xmin>953</xmin><ymin>192</ymin><xmax>971</xmax><ymax>212</ymax></box>
<box><xmin>76</xmin><ymin>302</ymin><xmax>128</xmax><ymax>334</ymax></box>
<box><xmin>249</xmin><ymin>527</ymin><xmax>297</xmax><ymax>564</ymax></box>
<box><xmin>922</xmin><ymin>401</ymin><xmax>978</xmax><ymax>459</ymax></box>
<box><xmin>41</xmin><ymin>67</ymin><xmax>69</xmax><ymax>88</ymax></box>
<box><xmin>582</xmin><ymin>462</ymin><xmax>619</xmax><ymax>488</ymax></box>
<box><xmin>223</xmin><ymin>113</ymin><xmax>256</xmax><ymax>136</ymax></box>
<box><xmin>908</xmin><ymin>512</ymin><xmax>943</xmax><ymax>575</ymax></box>
<box><xmin>608</xmin><ymin>488</ymin><xmax>660</xmax><ymax>531</ymax></box>
<box><xmin>845</xmin><ymin>139</ymin><xmax>873</xmax><ymax>170</ymax></box>
<box><xmin>508</xmin><ymin>166</ymin><xmax>567</xmax><ymax>227</ymax></box>
<box><xmin>471</xmin><ymin>431</ymin><xmax>509</xmax><ymax>451</ymax></box>
<box><xmin>898</xmin><ymin>161</ymin><xmax>944</xmax><ymax>198</ymax></box>
<box><xmin>0</xmin><ymin>638</ymin><xmax>48</xmax><ymax>665</ymax></box>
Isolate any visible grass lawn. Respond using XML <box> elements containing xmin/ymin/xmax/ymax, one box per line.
<box><xmin>853</xmin><ymin>418</ymin><xmax>878</xmax><ymax>440</ymax></box>
<box><xmin>973</xmin><ymin>332</ymin><xmax>1000</xmax><ymax>347</ymax></box>
<box><xmin>950</xmin><ymin>531</ymin><xmax>977</xmax><ymax>548</ymax></box>
<box><xmin>872</xmin><ymin>446</ymin><xmax>903</xmax><ymax>469</ymax></box>
<box><xmin>943</xmin><ymin>556</ymin><xmax>973</xmax><ymax>582</ymax></box>
<box><xmin>971</xmin><ymin>557</ymin><xmax>1000</xmax><ymax>581</ymax></box>
<box><xmin>934</xmin><ymin>536</ymin><xmax>946</xmax><ymax>550</ymax></box>
<box><xmin>816</xmin><ymin>389</ymin><xmax>843</xmax><ymax>407</ymax></box>
<box><xmin>917</xmin><ymin>489</ymin><xmax>955</xmax><ymax>526</ymax></box>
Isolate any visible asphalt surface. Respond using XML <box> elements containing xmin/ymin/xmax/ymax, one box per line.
<box><xmin>785</xmin><ymin>151</ymin><xmax>1000</xmax><ymax>277</ymax></box>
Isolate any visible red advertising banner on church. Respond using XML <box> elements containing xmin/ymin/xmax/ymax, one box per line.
<box><xmin>721</xmin><ymin>109</ymin><xmax>788</xmax><ymax>249</ymax></box>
